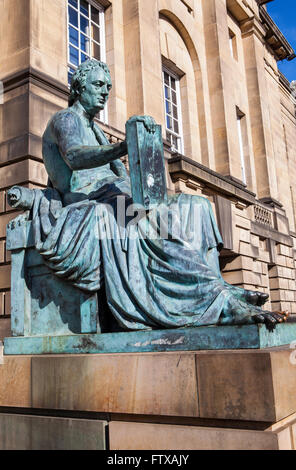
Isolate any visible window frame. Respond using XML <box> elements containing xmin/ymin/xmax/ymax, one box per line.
<box><xmin>162</xmin><ymin>66</ymin><xmax>184</xmax><ymax>154</ymax></box>
<box><xmin>236</xmin><ymin>109</ymin><xmax>247</xmax><ymax>184</ymax></box>
<box><xmin>229</xmin><ymin>28</ymin><xmax>238</xmax><ymax>61</ymax></box>
<box><xmin>67</xmin><ymin>0</ymin><xmax>108</xmax><ymax>122</ymax></box>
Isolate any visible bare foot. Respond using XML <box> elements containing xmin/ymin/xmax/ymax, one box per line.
<box><xmin>246</xmin><ymin>291</ymin><xmax>269</xmax><ymax>307</ymax></box>
<box><xmin>226</xmin><ymin>285</ymin><xmax>269</xmax><ymax>307</ymax></box>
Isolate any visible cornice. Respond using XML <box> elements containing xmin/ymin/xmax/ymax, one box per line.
<box><xmin>259</xmin><ymin>7</ymin><xmax>295</xmax><ymax>61</ymax></box>
<box><xmin>2</xmin><ymin>68</ymin><xmax>69</xmax><ymax>101</ymax></box>
<box><xmin>168</xmin><ymin>153</ymin><xmax>256</xmax><ymax>206</ymax></box>
<box><xmin>240</xmin><ymin>16</ymin><xmax>266</xmax><ymax>43</ymax></box>
<box><xmin>226</xmin><ymin>0</ymin><xmax>255</xmax><ymax>22</ymax></box>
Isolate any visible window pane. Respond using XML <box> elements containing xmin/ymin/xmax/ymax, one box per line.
<box><xmin>80</xmin><ymin>15</ymin><xmax>90</xmax><ymax>35</ymax></box>
<box><xmin>68</xmin><ymin>66</ymin><xmax>76</xmax><ymax>87</ymax></box>
<box><xmin>171</xmin><ymin>77</ymin><xmax>176</xmax><ymax>90</ymax></box>
<box><xmin>164</xmin><ymin>72</ymin><xmax>169</xmax><ymax>86</ymax></box>
<box><xmin>69</xmin><ymin>45</ymin><xmax>79</xmax><ymax>66</ymax></box>
<box><xmin>164</xmin><ymin>86</ymin><xmax>170</xmax><ymax>100</ymax></box>
<box><xmin>69</xmin><ymin>26</ymin><xmax>78</xmax><ymax>47</ymax></box>
<box><xmin>92</xmin><ymin>41</ymin><xmax>101</xmax><ymax>60</ymax></box>
<box><xmin>172</xmin><ymin>135</ymin><xmax>178</xmax><ymax>149</ymax></box>
<box><xmin>81</xmin><ymin>52</ymin><xmax>90</xmax><ymax>63</ymax></box>
<box><xmin>173</xmin><ymin>120</ymin><xmax>179</xmax><ymax>134</ymax></box>
<box><xmin>172</xmin><ymin>90</ymin><xmax>177</xmax><ymax>105</ymax></box>
<box><xmin>91</xmin><ymin>24</ymin><xmax>100</xmax><ymax>44</ymax></box>
<box><xmin>166</xmin><ymin>116</ymin><xmax>172</xmax><ymax>129</ymax></box>
<box><xmin>172</xmin><ymin>105</ymin><xmax>178</xmax><ymax>119</ymax></box>
<box><xmin>80</xmin><ymin>0</ymin><xmax>89</xmax><ymax>16</ymax></box>
<box><xmin>81</xmin><ymin>33</ymin><xmax>90</xmax><ymax>54</ymax></box>
<box><xmin>165</xmin><ymin>100</ymin><xmax>171</xmax><ymax>115</ymax></box>
<box><xmin>68</xmin><ymin>6</ymin><xmax>78</xmax><ymax>27</ymax></box>
<box><xmin>91</xmin><ymin>5</ymin><xmax>100</xmax><ymax>24</ymax></box>
<box><xmin>69</xmin><ymin>0</ymin><xmax>78</xmax><ymax>9</ymax></box>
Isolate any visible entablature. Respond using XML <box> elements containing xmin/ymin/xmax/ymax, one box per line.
<box><xmin>259</xmin><ymin>6</ymin><xmax>295</xmax><ymax>61</ymax></box>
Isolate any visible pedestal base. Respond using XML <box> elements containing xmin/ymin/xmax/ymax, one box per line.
<box><xmin>1</xmin><ymin>344</ymin><xmax>296</xmax><ymax>449</ymax></box>
<box><xmin>4</xmin><ymin>322</ymin><xmax>296</xmax><ymax>355</ymax></box>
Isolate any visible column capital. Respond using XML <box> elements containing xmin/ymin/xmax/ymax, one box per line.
<box><xmin>240</xmin><ymin>16</ymin><xmax>266</xmax><ymax>43</ymax></box>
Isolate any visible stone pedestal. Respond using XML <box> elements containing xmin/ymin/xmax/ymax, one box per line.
<box><xmin>0</xmin><ymin>346</ymin><xmax>296</xmax><ymax>449</ymax></box>
<box><xmin>4</xmin><ymin>322</ymin><xmax>296</xmax><ymax>355</ymax></box>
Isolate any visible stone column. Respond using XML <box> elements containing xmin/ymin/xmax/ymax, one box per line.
<box><xmin>0</xmin><ymin>0</ymin><xmax>68</xmax><ymax>334</ymax></box>
<box><xmin>241</xmin><ymin>17</ymin><xmax>279</xmax><ymax>201</ymax></box>
<box><xmin>0</xmin><ymin>0</ymin><xmax>30</xmax><ymax>329</ymax></box>
<box><xmin>105</xmin><ymin>0</ymin><xmax>128</xmax><ymax>131</ymax></box>
<box><xmin>122</xmin><ymin>0</ymin><xmax>164</xmax><ymax>125</ymax></box>
<box><xmin>202</xmin><ymin>0</ymin><xmax>230</xmax><ymax>177</ymax></box>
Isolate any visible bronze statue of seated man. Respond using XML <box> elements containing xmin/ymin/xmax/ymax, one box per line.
<box><xmin>7</xmin><ymin>59</ymin><xmax>288</xmax><ymax>332</ymax></box>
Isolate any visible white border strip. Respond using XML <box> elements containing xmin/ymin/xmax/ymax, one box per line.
<box><xmin>0</xmin><ymin>81</ymin><xmax>3</xmax><ymax>105</ymax></box>
<box><xmin>0</xmin><ymin>341</ymin><xmax>4</xmax><ymax>365</ymax></box>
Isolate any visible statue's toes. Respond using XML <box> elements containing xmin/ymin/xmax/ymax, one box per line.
<box><xmin>262</xmin><ymin>312</ymin><xmax>278</xmax><ymax>332</ymax></box>
<box><xmin>253</xmin><ymin>314</ymin><xmax>265</xmax><ymax>324</ymax></box>
<box><xmin>259</xmin><ymin>311</ymin><xmax>289</xmax><ymax>332</ymax></box>
<box><xmin>257</xmin><ymin>293</ymin><xmax>269</xmax><ymax>306</ymax></box>
<box><xmin>253</xmin><ymin>312</ymin><xmax>280</xmax><ymax>331</ymax></box>
<box><xmin>278</xmin><ymin>311</ymin><xmax>290</xmax><ymax>322</ymax></box>
<box><xmin>270</xmin><ymin>312</ymin><xmax>285</xmax><ymax>323</ymax></box>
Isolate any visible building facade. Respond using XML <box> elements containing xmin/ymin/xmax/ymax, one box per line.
<box><xmin>0</xmin><ymin>0</ymin><xmax>296</xmax><ymax>340</ymax></box>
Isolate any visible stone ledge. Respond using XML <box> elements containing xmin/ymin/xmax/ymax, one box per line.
<box><xmin>0</xmin><ymin>134</ymin><xmax>43</xmax><ymax>167</ymax></box>
<box><xmin>168</xmin><ymin>154</ymin><xmax>256</xmax><ymax>206</ymax></box>
<box><xmin>259</xmin><ymin>6</ymin><xmax>295</xmax><ymax>61</ymax></box>
<box><xmin>0</xmin><ymin>411</ymin><xmax>295</xmax><ymax>449</ymax></box>
<box><xmin>0</xmin><ymin>413</ymin><xmax>107</xmax><ymax>450</ymax></box>
<box><xmin>109</xmin><ymin>420</ymin><xmax>295</xmax><ymax>450</ymax></box>
<box><xmin>4</xmin><ymin>323</ymin><xmax>296</xmax><ymax>355</ymax></box>
<box><xmin>2</xmin><ymin>67</ymin><xmax>69</xmax><ymax>100</ymax></box>
<box><xmin>251</xmin><ymin>221</ymin><xmax>294</xmax><ymax>247</ymax></box>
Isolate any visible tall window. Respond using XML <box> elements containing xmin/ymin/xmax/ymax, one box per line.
<box><xmin>229</xmin><ymin>29</ymin><xmax>238</xmax><ymax>61</ymax></box>
<box><xmin>163</xmin><ymin>68</ymin><xmax>184</xmax><ymax>154</ymax></box>
<box><xmin>67</xmin><ymin>0</ymin><xmax>106</xmax><ymax>87</ymax></box>
<box><xmin>237</xmin><ymin>109</ymin><xmax>247</xmax><ymax>184</ymax></box>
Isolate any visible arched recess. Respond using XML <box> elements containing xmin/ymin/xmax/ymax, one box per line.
<box><xmin>159</xmin><ymin>9</ymin><xmax>210</xmax><ymax>166</ymax></box>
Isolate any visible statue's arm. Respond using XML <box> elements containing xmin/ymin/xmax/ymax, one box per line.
<box><xmin>65</xmin><ymin>142</ymin><xmax>127</xmax><ymax>171</ymax></box>
<box><xmin>110</xmin><ymin>159</ymin><xmax>127</xmax><ymax>178</ymax></box>
<box><xmin>54</xmin><ymin>113</ymin><xmax>127</xmax><ymax>171</ymax></box>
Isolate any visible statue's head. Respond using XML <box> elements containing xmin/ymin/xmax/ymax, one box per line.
<box><xmin>69</xmin><ymin>59</ymin><xmax>112</xmax><ymax>115</ymax></box>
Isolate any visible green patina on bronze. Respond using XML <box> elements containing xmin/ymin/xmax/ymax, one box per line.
<box><xmin>4</xmin><ymin>59</ymin><xmax>290</xmax><ymax>353</ymax></box>
<box><xmin>4</xmin><ymin>322</ymin><xmax>296</xmax><ymax>355</ymax></box>
<box><xmin>126</xmin><ymin>119</ymin><xmax>168</xmax><ymax>209</ymax></box>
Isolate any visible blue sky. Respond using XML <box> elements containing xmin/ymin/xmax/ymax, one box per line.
<box><xmin>267</xmin><ymin>0</ymin><xmax>296</xmax><ymax>82</ymax></box>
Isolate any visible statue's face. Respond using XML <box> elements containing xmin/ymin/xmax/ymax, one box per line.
<box><xmin>79</xmin><ymin>68</ymin><xmax>112</xmax><ymax>116</ymax></box>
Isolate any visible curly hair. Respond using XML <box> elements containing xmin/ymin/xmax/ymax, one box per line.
<box><xmin>68</xmin><ymin>59</ymin><xmax>111</xmax><ymax>107</ymax></box>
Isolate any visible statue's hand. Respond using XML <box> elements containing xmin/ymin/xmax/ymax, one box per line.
<box><xmin>126</xmin><ymin>115</ymin><xmax>156</xmax><ymax>134</ymax></box>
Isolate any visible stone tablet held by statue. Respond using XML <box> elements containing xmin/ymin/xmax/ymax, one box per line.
<box><xmin>126</xmin><ymin>120</ymin><xmax>168</xmax><ymax>209</ymax></box>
